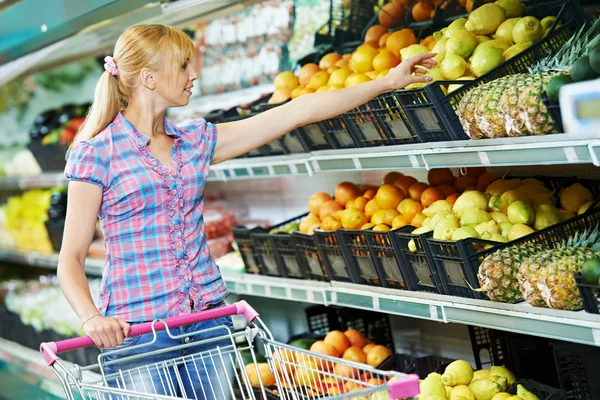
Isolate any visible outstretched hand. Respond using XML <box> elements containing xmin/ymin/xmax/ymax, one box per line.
<box><xmin>382</xmin><ymin>53</ymin><xmax>438</xmax><ymax>91</ymax></box>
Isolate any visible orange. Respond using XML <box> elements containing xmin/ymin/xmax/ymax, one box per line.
<box><xmin>328</xmin><ymin>66</ymin><xmax>352</xmax><ymax>87</ymax></box>
<box><xmin>329</xmin><ymin>85</ymin><xmax>343</xmax><ymax>91</ymax></box>
<box><xmin>367</xmin><ymin>378</ymin><xmax>385</xmax><ymax>386</ymax></box>
<box><xmin>477</xmin><ymin>172</ymin><xmax>500</xmax><ymax>192</ymax></box>
<box><xmin>295</xmin><ymin>357</ymin><xmax>322</xmax><ymax>386</ymax></box>
<box><xmin>383</xmin><ymin>171</ymin><xmax>403</xmax><ymax>184</ymax></box>
<box><xmin>274</xmin><ymin>71</ymin><xmax>299</xmax><ymax>91</ymax></box>
<box><xmin>345</xmin><ymin>73</ymin><xmax>372</xmax><ymax>87</ymax></box>
<box><xmin>341</xmin><ymin>209</ymin><xmax>368</xmax><ymax>230</ymax></box>
<box><xmin>315</xmin><ymin>85</ymin><xmax>330</xmax><ymax>93</ymax></box>
<box><xmin>310</xmin><ymin>340</ymin><xmax>340</xmax><ymax>357</ymax></box>
<box><xmin>363</xmin><ymin>343</ymin><xmax>376</xmax><ymax>354</ymax></box>
<box><xmin>375</xmin><ymin>184</ymin><xmax>406</xmax><ymax>209</ymax></box>
<box><xmin>291</xmin><ymin>85</ymin><xmax>304</xmax><ymax>99</ymax></box>
<box><xmin>394</xmin><ymin>175</ymin><xmax>417</xmax><ymax>195</ymax></box>
<box><xmin>334</xmin><ymin>362</ymin><xmax>358</xmax><ymax>378</ymax></box>
<box><xmin>379</xmin><ymin>32</ymin><xmax>392</xmax><ymax>48</ymax></box>
<box><xmin>428</xmin><ymin>168</ymin><xmax>455</xmax><ymax>186</ymax></box>
<box><xmin>298</xmin><ymin>64</ymin><xmax>321</xmax><ymax>86</ymax></box>
<box><xmin>365</xmin><ymin>71</ymin><xmax>379</xmax><ymax>80</ymax></box>
<box><xmin>453</xmin><ymin>175</ymin><xmax>477</xmax><ymax>193</ymax></box>
<box><xmin>308</xmin><ymin>192</ymin><xmax>333</xmax><ymax>215</ymax></box>
<box><xmin>411</xmin><ymin>213</ymin><xmax>427</xmax><ymax>228</ymax></box>
<box><xmin>360</xmin><ymin>41</ymin><xmax>380</xmax><ymax>50</ymax></box>
<box><xmin>350</xmin><ymin>47</ymin><xmax>378</xmax><ymax>73</ymax></box>
<box><xmin>297</xmin><ymin>87</ymin><xmax>315</xmax><ymax>97</ymax></box>
<box><xmin>421</xmin><ymin>187</ymin><xmax>445</xmax><ymax>208</ymax></box>
<box><xmin>371</xmin><ymin>209</ymin><xmax>400</xmax><ymax>226</ymax></box>
<box><xmin>319</xmin><ymin>53</ymin><xmax>342</xmax><ymax>70</ymax></box>
<box><xmin>335</xmin><ymin>57</ymin><xmax>350</xmax><ymax>68</ymax></box>
<box><xmin>386</xmin><ymin>28</ymin><xmax>417</xmax><ymax>58</ymax></box>
<box><xmin>348</xmin><ymin>196</ymin><xmax>369</xmax><ymax>212</ymax></box>
<box><xmin>373</xmin><ymin>50</ymin><xmax>400</xmax><ymax>71</ymax></box>
<box><xmin>361</xmin><ymin>223</ymin><xmax>375</xmax><ymax>230</ymax></box>
<box><xmin>324</xmin><ymin>330</ymin><xmax>351</xmax><ymax>355</ymax></box>
<box><xmin>343</xmin><ymin>346</ymin><xmax>367</xmax><ymax>363</ymax></box>
<box><xmin>412</xmin><ymin>1</ymin><xmax>434</xmax><ymax>21</ymax></box>
<box><xmin>446</xmin><ymin>192</ymin><xmax>460</xmax><ymax>205</ymax></box>
<box><xmin>272</xmin><ymin>349</ymin><xmax>296</xmax><ymax>378</ymax></box>
<box><xmin>365</xmin><ymin>199</ymin><xmax>381</xmax><ymax>219</ymax></box>
<box><xmin>397</xmin><ymin>198</ymin><xmax>424</xmax><ymax>220</ymax></box>
<box><xmin>308</xmin><ymin>71</ymin><xmax>330</xmax><ymax>90</ymax></box>
<box><xmin>268</xmin><ymin>89</ymin><xmax>292</xmax><ymax>104</ymax></box>
<box><xmin>365</xmin><ymin>24</ymin><xmax>389</xmax><ymax>44</ymax></box>
<box><xmin>437</xmin><ymin>184</ymin><xmax>457</xmax><ymax>197</ymax></box>
<box><xmin>322</xmin><ymin>216</ymin><xmax>342</xmax><ymax>231</ymax></box>
<box><xmin>420</xmin><ymin>35</ymin><xmax>436</xmax><ymax>48</ymax></box>
<box><xmin>344</xmin><ymin>329</ymin><xmax>367</xmax><ymax>348</ymax></box>
<box><xmin>374</xmin><ymin>224</ymin><xmax>391</xmax><ymax>232</ymax></box>
<box><xmin>366</xmin><ymin>345</ymin><xmax>393</xmax><ymax>367</ymax></box>
<box><xmin>408</xmin><ymin>182</ymin><xmax>429</xmax><ymax>201</ymax></box>
<box><xmin>332</xmin><ymin>210</ymin><xmax>344</xmax><ymax>220</ymax></box>
<box><xmin>396</xmin><ymin>0</ymin><xmax>415</xmax><ymax>6</ymax></box>
<box><xmin>465</xmin><ymin>167</ymin><xmax>488</xmax><ymax>178</ymax></box>
<box><xmin>379</xmin><ymin>2</ymin><xmax>406</xmax><ymax>28</ymax></box>
<box><xmin>360</xmin><ymin>184</ymin><xmax>379</xmax><ymax>193</ymax></box>
<box><xmin>392</xmin><ymin>214</ymin><xmax>412</xmax><ymax>230</ymax></box>
<box><xmin>246</xmin><ymin>363</ymin><xmax>276</xmax><ymax>387</ymax></box>
<box><xmin>300</xmin><ymin>215</ymin><xmax>321</xmax><ymax>234</ymax></box>
<box><xmin>327</xmin><ymin>66</ymin><xmax>338</xmax><ymax>74</ymax></box>
<box><xmin>319</xmin><ymin>200</ymin><xmax>344</xmax><ymax>221</ymax></box>
<box><xmin>335</xmin><ymin>182</ymin><xmax>362</xmax><ymax>206</ymax></box>
<box><xmin>363</xmin><ymin>189</ymin><xmax>377</xmax><ymax>200</ymax></box>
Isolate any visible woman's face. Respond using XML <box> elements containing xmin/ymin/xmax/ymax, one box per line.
<box><xmin>153</xmin><ymin>57</ymin><xmax>198</xmax><ymax>108</ymax></box>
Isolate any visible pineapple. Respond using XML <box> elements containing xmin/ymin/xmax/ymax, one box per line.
<box><xmin>499</xmin><ymin>74</ymin><xmax>535</xmax><ymax>137</ymax></box>
<box><xmin>517</xmin><ymin>72</ymin><xmax>558</xmax><ymax>136</ymax></box>
<box><xmin>518</xmin><ymin>227</ymin><xmax>600</xmax><ymax>310</ymax></box>
<box><xmin>475</xmin><ymin>75</ymin><xmax>513</xmax><ymax>139</ymax></box>
<box><xmin>478</xmin><ymin>242</ymin><xmax>547</xmax><ymax>303</ymax></box>
<box><xmin>458</xmin><ymin>84</ymin><xmax>486</xmax><ymax>139</ymax></box>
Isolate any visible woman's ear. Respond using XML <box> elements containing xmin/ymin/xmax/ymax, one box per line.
<box><xmin>140</xmin><ymin>68</ymin><xmax>156</xmax><ymax>90</ymax></box>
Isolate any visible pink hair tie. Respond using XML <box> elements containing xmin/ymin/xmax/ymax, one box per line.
<box><xmin>104</xmin><ymin>56</ymin><xmax>119</xmax><ymax>77</ymax></box>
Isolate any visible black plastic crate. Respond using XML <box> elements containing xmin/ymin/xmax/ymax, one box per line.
<box><xmin>363</xmin><ymin>230</ymin><xmax>411</xmax><ymax>290</ymax></box>
<box><xmin>27</xmin><ymin>141</ymin><xmax>69</xmax><ymax>171</ymax></box>
<box><xmin>315</xmin><ymin>0</ymin><xmax>373</xmax><ymax>49</ymax></box>
<box><xmin>405</xmin><ymin>355</ymin><xmax>455</xmax><ymax>379</ymax></box>
<box><xmin>280</xmin><ymin>130</ymin><xmax>310</xmax><ymax>154</ymax></box>
<box><xmin>575</xmin><ymin>274</ymin><xmax>600</xmax><ymax>314</ymax></box>
<box><xmin>554</xmin><ymin>342</ymin><xmax>600</xmax><ymax>400</ymax></box>
<box><xmin>317</xmin><ymin>116</ymin><xmax>359</xmax><ymax>149</ymax></box>
<box><xmin>305</xmin><ymin>305</ymin><xmax>341</xmax><ymax>336</ymax></box>
<box><xmin>45</xmin><ymin>218</ymin><xmax>65</xmax><ymax>252</ymax></box>
<box><xmin>337</xmin><ymin>230</ymin><xmax>383</xmax><ymax>287</ymax></box>
<box><xmin>232</xmin><ymin>226</ymin><xmax>263</xmax><ymax>275</ymax></box>
<box><xmin>296</xmin><ymin>123</ymin><xmax>334</xmax><ymax>151</ymax></box>
<box><xmin>508</xmin><ymin>380</ymin><xmax>567</xmax><ymax>400</ymax></box>
<box><xmin>542</xmin><ymin>94</ymin><xmax>565</xmax><ymax>133</ymax></box>
<box><xmin>344</xmin><ymin>91</ymin><xmax>420</xmax><ymax>147</ymax></box>
<box><xmin>469</xmin><ymin>326</ymin><xmax>508</xmax><ymax>370</ymax></box>
<box><xmin>390</xmin><ymin>226</ymin><xmax>443</xmax><ymax>293</ymax></box>
<box><xmin>314</xmin><ymin>230</ymin><xmax>357</xmax><ymax>283</ymax></box>
<box><xmin>251</xmin><ymin>214</ymin><xmax>307</xmax><ymax>278</ymax></box>
<box><xmin>394</xmin><ymin>0</ymin><xmax>584</xmax><ymax>142</ymax></box>
<box><xmin>293</xmin><ymin>232</ymin><xmax>329</xmax><ymax>281</ymax></box>
<box><xmin>376</xmin><ymin>353</ymin><xmax>416</xmax><ymax>373</ymax></box>
<box><xmin>426</xmin><ymin>205</ymin><xmax>600</xmax><ymax>300</ymax></box>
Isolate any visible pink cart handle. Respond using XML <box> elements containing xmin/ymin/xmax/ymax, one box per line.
<box><xmin>40</xmin><ymin>300</ymin><xmax>258</xmax><ymax>366</ymax></box>
<box><xmin>389</xmin><ymin>374</ymin><xmax>420</xmax><ymax>399</ymax></box>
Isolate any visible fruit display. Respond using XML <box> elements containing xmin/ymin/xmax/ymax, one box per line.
<box><xmin>458</xmin><ymin>19</ymin><xmax>600</xmax><ymax>139</ymax></box>
<box><xmin>29</xmin><ymin>103</ymin><xmax>87</xmax><ymax>147</ymax></box>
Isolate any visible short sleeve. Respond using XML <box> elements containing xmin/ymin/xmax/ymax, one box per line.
<box><xmin>64</xmin><ymin>141</ymin><xmax>109</xmax><ymax>190</ymax></box>
<box><xmin>192</xmin><ymin>119</ymin><xmax>218</xmax><ymax>163</ymax></box>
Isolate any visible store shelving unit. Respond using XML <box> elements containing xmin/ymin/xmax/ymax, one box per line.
<box><xmin>2</xmin><ymin>248</ymin><xmax>600</xmax><ymax>348</ymax></box>
<box><xmin>4</xmin><ymin>135</ymin><xmax>600</xmax><ymax>186</ymax></box>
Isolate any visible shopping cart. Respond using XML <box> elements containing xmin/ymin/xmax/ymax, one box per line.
<box><xmin>40</xmin><ymin>300</ymin><xmax>420</xmax><ymax>399</ymax></box>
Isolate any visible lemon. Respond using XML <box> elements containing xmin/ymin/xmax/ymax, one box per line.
<box><xmin>448</xmin><ymin>77</ymin><xmax>475</xmax><ymax>93</ymax></box>
<box><xmin>468</xmin><ymin>379</ymin><xmax>502</xmax><ymax>400</ymax></box>
<box><xmin>512</xmin><ymin>16</ymin><xmax>543</xmax><ymax>44</ymax></box>
<box><xmin>446</xmin><ymin>30</ymin><xmax>479</xmax><ymax>59</ymax></box>
<box><xmin>427</xmin><ymin>65</ymin><xmax>445</xmax><ymax>82</ymax></box>
<box><xmin>445</xmin><ymin>18</ymin><xmax>468</xmax><ymax>38</ymax></box>
<box><xmin>441</xmin><ymin>54</ymin><xmax>468</xmax><ymax>80</ymax></box>
<box><xmin>541</xmin><ymin>16</ymin><xmax>557</xmax><ymax>30</ymax></box>
<box><xmin>495</xmin><ymin>0</ymin><xmax>525</xmax><ymax>18</ymax></box>
<box><xmin>465</xmin><ymin>3</ymin><xmax>506</xmax><ymax>35</ymax></box>
<box><xmin>433</xmin><ymin>37</ymin><xmax>449</xmax><ymax>60</ymax></box>
<box><xmin>470</xmin><ymin>45</ymin><xmax>504</xmax><ymax>77</ymax></box>
<box><xmin>400</xmin><ymin>44</ymin><xmax>431</xmax><ymax>61</ymax></box>
<box><xmin>503</xmin><ymin>41</ymin><xmax>533</xmax><ymax>60</ymax></box>
<box><xmin>495</xmin><ymin>18</ymin><xmax>520</xmax><ymax>43</ymax></box>
<box><xmin>477</xmin><ymin>35</ymin><xmax>491</xmax><ymax>44</ymax></box>
<box><xmin>475</xmin><ymin>39</ymin><xmax>513</xmax><ymax>54</ymax></box>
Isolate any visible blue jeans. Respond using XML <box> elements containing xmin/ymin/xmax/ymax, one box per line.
<box><xmin>100</xmin><ymin>314</ymin><xmax>235</xmax><ymax>400</ymax></box>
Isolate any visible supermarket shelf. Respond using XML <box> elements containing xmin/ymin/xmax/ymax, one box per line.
<box><xmin>3</xmin><ymin>248</ymin><xmax>599</xmax><ymax>347</ymax></box>
<box><xmin>3</xmin><ymin>135</ymin><xmax>600</xmax><ymax>188</ymax></box>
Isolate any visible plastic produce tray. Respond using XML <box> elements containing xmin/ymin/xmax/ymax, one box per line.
<box><xmin>337</xmin><ymin>229</ymin><xmax>383</xmax><ymax>287</ymax></box>
<box><xmin>232</xmin><ymin>225</ymin><xmax>264</xmax><ymax>275</ymax></box>
<box><xmin>343</xmin><ymin>91</ymin><xmax>420</xmax><ymax>147</ymax></box>
<box><xmin>315</xmin><ymin>0</ymin><xmax>373</xmax><ymax>49</ymax></box>
<box><xmin>364</xmin><ymin>230</ymin><xmax>412</xmax><ymax>290</ymax></box>
<box><xmin>393</xmin><ymin>0</ymin><xmax>585</xmax><ymax>142</ymax></box>
<box><xmin>390</xmin><ymin>226</ymin><xmax>444</xmax><ymax>293</ymax></box>
<box><xmin>317</xmin><ymin>115</ymin><xmax>359</xmax><ymax>149</ymax></box>
<box><xmin>427</xmin><ymin>201</ymin><xmax>600</xmax><ymax>300</ymax></box>
<box><xmin>542</xmin><ymin>94</ymin><xmax>565</xmax><ymax>133</ymax></box>
<box><xmin>45</xmin><ymin>218</ymin><xmax>65</xmax><ymax>252</ymax></box>
<box><xmin>575</xmin><ymin>274</ymin><xmax>600</xmax><ymax>314</ymax></box>
<box><xmin>27</xmin><ymin>141</ymin><xmax>69</xmax><ymax>171</ymax></box>
<box><xmin>404</xmin><ymin>355</ymin><xmax>455</xmax><ymax>379</ymax></box>
<box><xmin>507</xmin><ymin>380</ymin><xmax>567</xmax><ymax>400</ymax></box>
<box><xmin>250</xmin><ymin>214</ymin><xmax>307</xmax><ymax>278</ymax></box>
<box><xmin>553</xmin><ymin>342</ymin><xmax>600</xmax><ymax>400</ymax></box>
<box><xmin>293</xmin><ymin>232</ymin><xmax>329</xmax><ymax>281</ymax></box>
<box><xmin>314</xmin><ymin>230</ymin><xmax>356</xmax><ymax>283</ymax></box>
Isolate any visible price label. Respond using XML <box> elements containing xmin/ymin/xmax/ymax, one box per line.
<box><xmin>372</xmin><ymin>297</ymin><xmax>380</xmax><ymax>310</ymax></box>
<box><xmin>564</xmin><ymin>147</ymin><xmax>579</xmax><ymax>163</ymax></box>
<box><xmin>478</xmin><ymin>151</ymin><xmax>491</xmax><ymax>166</ymax></box>
<box><xmin>330</xmin><ymin>292</ymin><xmax>338</xmax><ymax>304</ymax></box>
<box><xmin>307</xmin><ymin>290</ymin><xmax>315</xmax><ymax>302</ymax></box>
<box><xmin>409</xmin><ymin>155</ymin><xmax>420</xmax><ymax>168</ymax></box>
<box><xmin>429</xmin><ymin>305</ymin><xmax>439</xmax><ymax>320</ymax></box>
<box><xmin>265</xmin><ymin>285</ymin><xmax>271</xmax><ymax>296</ymax></box>
<box><xmin>592</xmin><ymin>329</ymin><xmax>600</xmax><ymax>345</ymax></box>
<box><xmin>352</xmin><ymin>158</ymin><xmax>362</xmax><ymax>170</ymax></box>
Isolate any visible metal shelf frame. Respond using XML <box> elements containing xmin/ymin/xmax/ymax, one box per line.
<box><xmin>2</xmin><ymin>249</ymin><xmax>600</xmax><ymax>348</ymax></box>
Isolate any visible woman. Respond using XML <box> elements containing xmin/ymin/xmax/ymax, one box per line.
<box><xmin>58</xmin><ymin>23</ymin><xmax>435</xmax><ymax>397</ymax></box>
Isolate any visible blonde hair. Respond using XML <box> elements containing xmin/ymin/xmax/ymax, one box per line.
<box><xmin>73</xmin><ymin>24</ymin><xmax>195</xmax><ymax>146</ymax></box>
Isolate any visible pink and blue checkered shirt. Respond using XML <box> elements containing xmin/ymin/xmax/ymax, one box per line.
<box><xmin>65</xmin><ymin>112</ymin><xmax>228</xmax><ymax>322</ymax></box>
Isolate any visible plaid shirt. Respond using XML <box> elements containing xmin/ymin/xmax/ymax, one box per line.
<box><xmin>65</xmin><ymin>112</ymin><xmax>228</xmax><ymax>322</ymax></box>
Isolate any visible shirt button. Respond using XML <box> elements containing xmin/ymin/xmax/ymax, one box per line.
<box><xmin>171</xmin><ymin>190</ymin><xmax>177</xmax><ymax>195</ymax></box>
<box><xmin>184</xmin><ymin>337</ymin><xmax>190</xmax><ymax>343</ymax></box>
<box><xmin>174</xmin><ymin>224</ymin><xmax>180</xmax><ymax>230</ymax></box>
<box><xmin>177</xmin><ymin>241</ymin><xmax>182</xmax><ymax>247</ymax></box>
<box><xmin>171</xmin><ymin>171</ymin><xmax>177</xmax><ymax>177</ymax></box>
